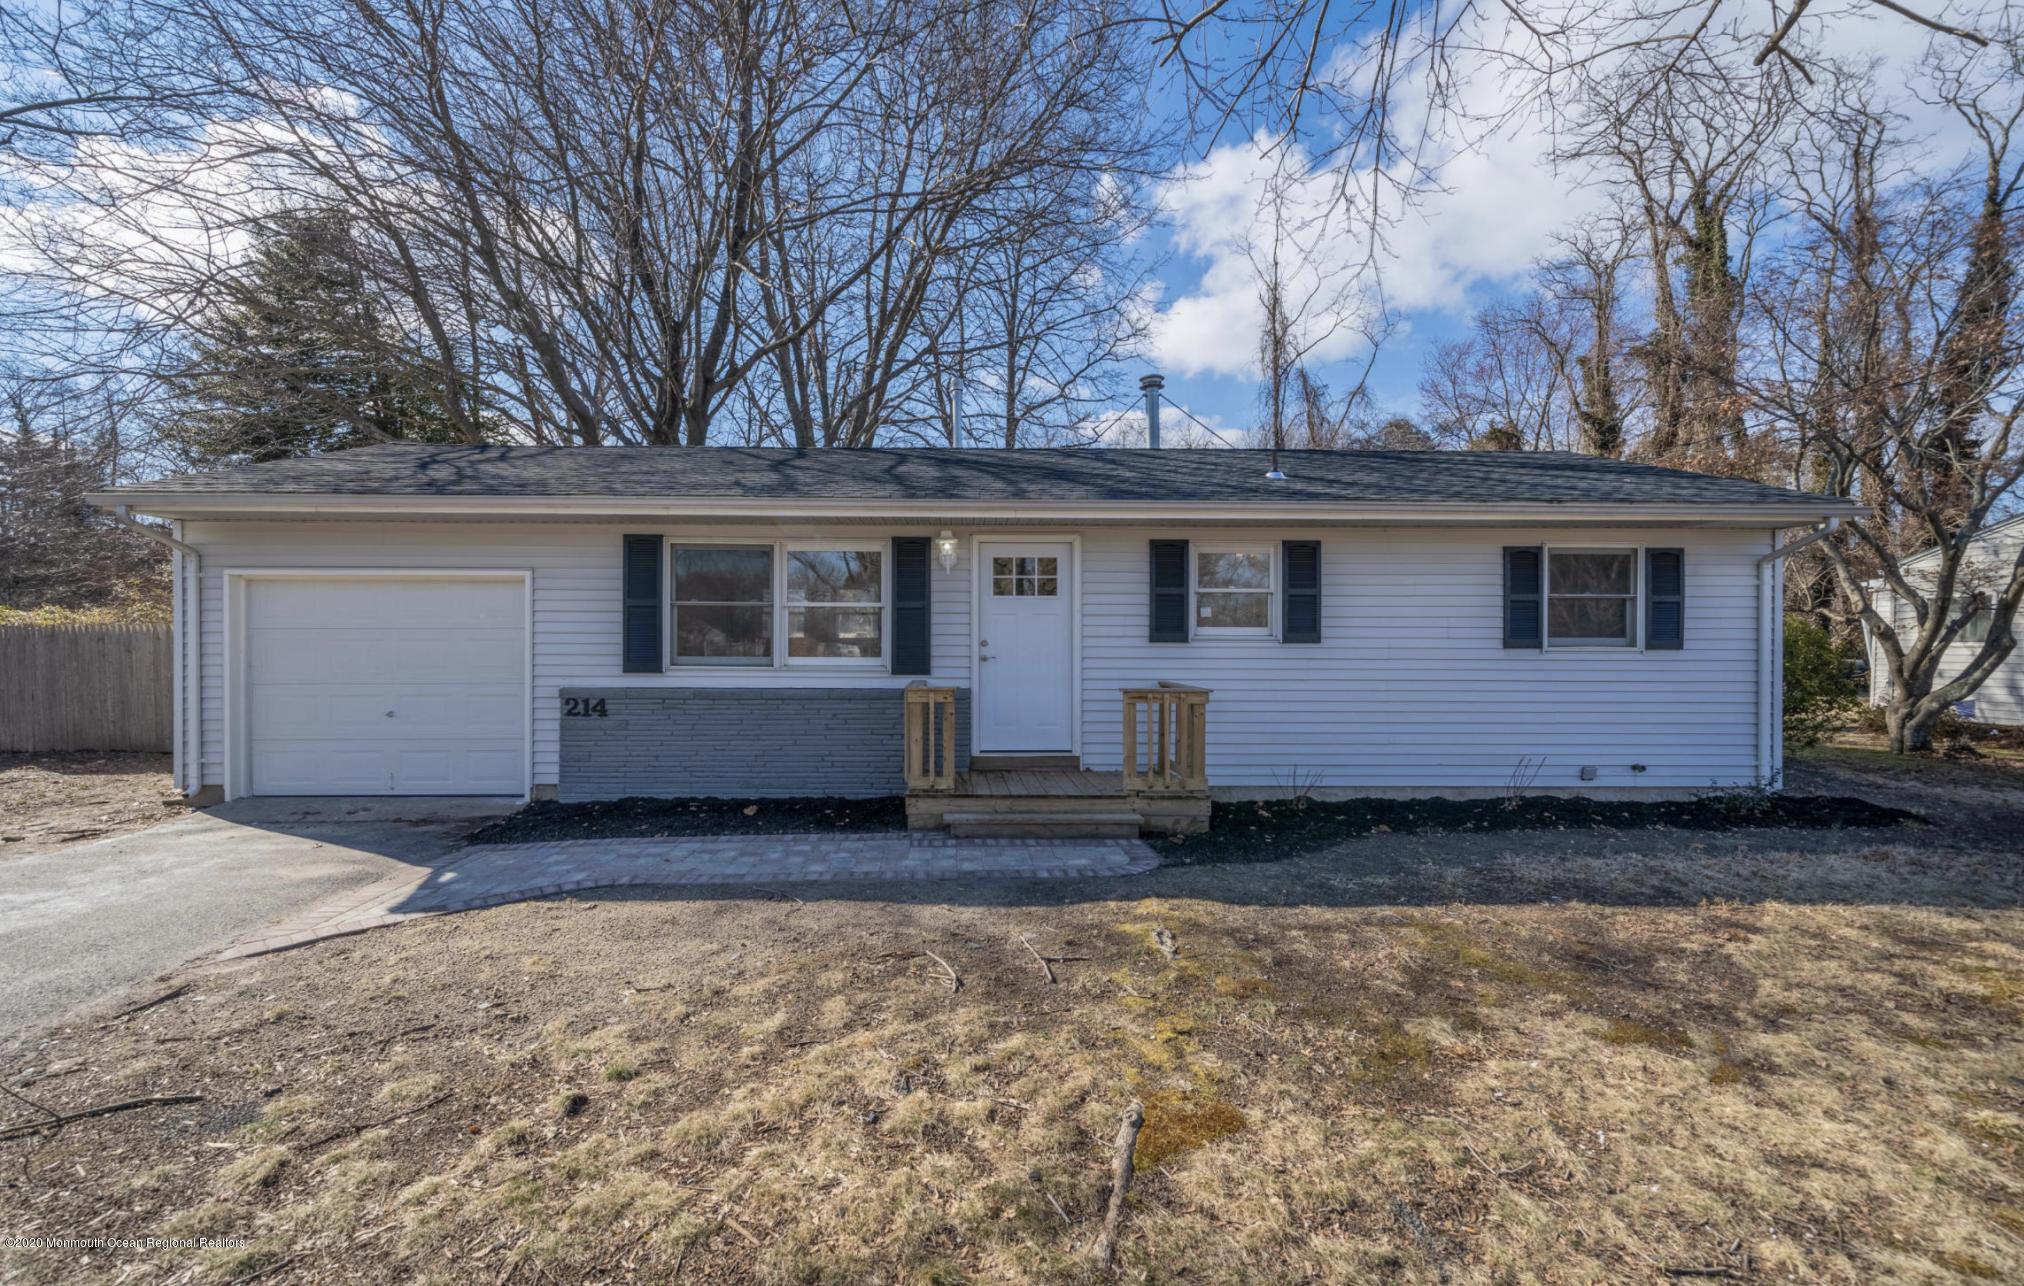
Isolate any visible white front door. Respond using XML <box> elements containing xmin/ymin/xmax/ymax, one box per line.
<box><xmin>976</xmin><ymin>541</ymin><xmax>1074</xmax><ymax>752</ymax></box>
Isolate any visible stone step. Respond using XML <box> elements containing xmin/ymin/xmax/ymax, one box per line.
<box><xmin>942</xmin><ymin>810</ymin><xmax>1145</xmax><ymax>840</ymax></box>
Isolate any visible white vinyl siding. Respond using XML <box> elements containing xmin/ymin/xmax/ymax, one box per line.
<box><xmin>1869</xmin><ymin>585</ymin><xmax>2024</xmax><ymax>728</ymax></box>
<box><xmin>1080</xmin><ymin>526</ymin><xmax>1770</xmax><ymax>792</ymax></box>
<box><xmin>1866</xmin><ymin>516</ymin><xmax>2024</xmax><ymax>727</ymax></box>
<box><xmin>185</xmin><ymin>521</ymin><xmax>974</xmax><ymax>790</ymax></box>
<box><xmin>181</xmin><ymin>519</ymin><xmax>1771</xmax><ymax>794</ymax></box>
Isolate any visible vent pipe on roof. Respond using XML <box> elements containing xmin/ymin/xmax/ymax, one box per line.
<box><xmin>1140</xmin><ymin>373</ymin><xmax>1163</xmax><ymax>449</ymax></box>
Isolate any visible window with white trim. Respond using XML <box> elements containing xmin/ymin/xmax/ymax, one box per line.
<box><xmin>786</xmin><ymin>546</ymin><xmax>883</xmax><ymax>662</ymax></box>
<box><xmin>671</xmin><ymin>545</ymin><xmax>773</xmax><ymax>664</ymax></box>
<box><xmin>669</xmin><ymin>541</ymin><xmax>887</xmax><ymax>667</ymax></box>
<box><xmin>1959</xmin><ymin>595</ymin><xmax>1995</xmax><ymax>643</ymax></box>
<box><xmin>1546</xmin><ymin>548</ymin><xmax>1637</xmax><ymax>648</ymax></box>
<box><xmin>1195</xmin><ymin>545</ymin><xmax>1273</xmax><ymax>636</ymax></box>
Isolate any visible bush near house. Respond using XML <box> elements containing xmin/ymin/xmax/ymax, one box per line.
<box><xmin>1784</xmin><ymin>613</ymin><xmax>1857</xmax><ymax>747</ymax></box>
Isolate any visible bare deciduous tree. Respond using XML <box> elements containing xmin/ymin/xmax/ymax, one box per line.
<box><xmin>3</xmin><ymin>0</ymin><xmax>1159</xmax><ymax>453</ymax></box>
<box><xmin>1748</xmin><ymin>42</ymin><xmax>2024</xmax><ymax>751</ymax></box>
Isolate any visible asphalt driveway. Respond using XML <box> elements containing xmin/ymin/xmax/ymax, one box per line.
<box><xmin>0</xmin><ymin>799</ymin><xmax>505</xmax><ymax>1041</ymax></box>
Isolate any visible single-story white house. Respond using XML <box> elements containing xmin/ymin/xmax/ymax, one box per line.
<box><xmin>92</xmin><ymin>444</ymin><xmax>1860</xmax><ymax>817</ymax></box>
<box><xmin>1865</xmin><ymin>511</ymin><xmax>2024</xmax><ymax>727</ymax></box>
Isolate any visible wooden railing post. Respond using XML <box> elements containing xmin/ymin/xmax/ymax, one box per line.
<box><xmin>1121</xmin><ymin>682</ymin><xmax>1210</xmax><ymax>795</ymax></box>
<box><xmin>903</xmin><ymin>682</ymin><xmax>957</xmax><ymax>792</ymax></box>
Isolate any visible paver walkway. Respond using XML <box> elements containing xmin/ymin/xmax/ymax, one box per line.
<box><xmin>220</xmin><ymin>833</ymin><xmax>1161</xmax><ymax>959</ymax></box>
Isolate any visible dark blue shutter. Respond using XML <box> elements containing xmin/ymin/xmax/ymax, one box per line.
<box><xmin>1282</xmin><ymin>540</ymin><xmax>1321</xmax><ymax>643</ymax></box>
<box><xmin>622</xmin><ymin>534</ymin><xmax>663</xmax><ymax>672</ymax></box>
<box><xmin>1646</xmin><ymin>548</ymin><xmax>1684</xmax><ymax>650</ymax></box>
<box><xmin>1503</xmin><ymin>546</ymin><xmax>1542</xmax><ymax>649</ymax></box>
<box><xmin>1149</xmin><ymin>540</ymin><xmax>1189</xmax><ymax>642</ymax></box>
<box><xmin>891</xmin><ymin>536</ymin><xmax>931</xmax><ymax>674</ymax></box>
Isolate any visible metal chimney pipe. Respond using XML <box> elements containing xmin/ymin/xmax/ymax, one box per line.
<box><xmin>1140</xmin><ymin>373</ymin><xmax>1164</xmax><ymax>449</ymax></box>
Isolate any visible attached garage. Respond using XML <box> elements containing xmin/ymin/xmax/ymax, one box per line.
<box><xmin>227</xmin><ymin>572</ymin><xmax>529</xmax><ymax>798</ymax></box>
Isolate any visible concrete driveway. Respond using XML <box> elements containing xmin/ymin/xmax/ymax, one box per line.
<box><xmin>0</xmin><ymin>799</ymin><xmax>507</xmax><ymax>1040</ymax></box>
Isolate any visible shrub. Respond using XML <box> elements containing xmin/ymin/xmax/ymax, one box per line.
<box><xmin>1784</xmin><ymin>614</ymin><xmax>1856</xmax><ymax>747</ymax></box>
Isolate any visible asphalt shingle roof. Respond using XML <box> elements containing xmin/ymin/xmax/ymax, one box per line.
<box><xmin>107</xmin><ymin>443</ymin><xmax>1847</xmax><ymax>509</ymax></box>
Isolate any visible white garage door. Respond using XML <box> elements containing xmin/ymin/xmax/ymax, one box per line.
<box><xmin>244</xmin><ymin>577</ymin><xmax>526</xmax><ymax>796</ymax></box>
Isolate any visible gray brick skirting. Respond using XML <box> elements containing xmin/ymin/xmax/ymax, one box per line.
<box><xmin>558</xmin><ymin>686</ymin><xmax>970</xmax><ymax>801</ymax></box>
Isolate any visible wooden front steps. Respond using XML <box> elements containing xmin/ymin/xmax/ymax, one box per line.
<box><xmin>942</xmin><ymin>810</ymin><xmax>1144</xmax><ymax>839</ymax></box>
<box><xmin>968</xmin><ymin>753</ymin><xmax>1083</xmax><ymax>772</ymax></box>
<box><xmin>906</xmin><ymin>769</ymin><xmax>1208</xmax><ymax>838</ymax></box>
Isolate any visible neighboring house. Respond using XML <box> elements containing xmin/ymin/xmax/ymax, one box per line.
<box><xmin>92</xmin><ymin>445</ymin><xmax>1858</xmax><ymax>812</ymax></box>
<box><xmin>1865</xmin><ymin>512</ymin><xmax>2024</xmax><ymax>727</ymax></box>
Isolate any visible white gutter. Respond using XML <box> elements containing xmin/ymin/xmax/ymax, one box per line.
<box><xmin>1757</xmin><ymin>516</ymin><xmax>1841</xmax><ymax>565</ymax></box>
<box><xmin>1753</xmin><ymin>518</ymin><xmax>1840</xmax><ymax>788</ymax></box>
<box><xmin>111</xmin><ymin>505</ymin><xmax>201</xmax><ymax>798</ymax></box>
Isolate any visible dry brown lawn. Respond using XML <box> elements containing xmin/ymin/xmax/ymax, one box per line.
<box><xmin>1</xmin><ymin>752</ymin><xmax>2020</xmax><ymax>1284</ymax></box>
<box><xmin>0</xmin><ymin>753</ymin><xmax>185</xmax><ymax>857</ymax></box>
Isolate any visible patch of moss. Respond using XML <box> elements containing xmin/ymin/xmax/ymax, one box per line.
<box><xmin>1598</xmin><ymin>1019</ymin><xmax>1692</xmax><ymax>1051</ymax></box>
<box><xmin>1951</xmin><ymin>964</ymin><xmax>2024</xmax><ymax>1012</ymax></box>
<box><xmin>1708</xmin><ymin>1061</ymin><xmax>1746</xmax><ymax>1086</ymax></box>
<box><xmin>1135</xmin><ymin>1089</ymin><xmax>1248</xmax><ymax>1170</ymax></box>
<box><xmin>1214</xmin><ymin>974</ymin><xmax>1273</xmax><ymax>998</ymax></box>
<box><xmin>1935</xmin><ymin>1251</ymin><xmax>2000</xmax><ymax>1279</ymax></box>
<box><xmin>1351</xmin><ymin>1023</ymin><xmax>1434</xmax><ymax>1084</ymax></box>
<box><xmin>1410</xmin><ymin>922</ymin><xmax>1574</xmax><ymax>993</ymax></box>
<box><xmin>1901</xmin><ymin>1031</ymin><xmax>1960</xmax><ymax>1050</ymax></box>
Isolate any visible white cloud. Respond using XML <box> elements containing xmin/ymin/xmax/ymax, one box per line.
<box><xmin>1145</xmin><ymin>5</ymin><xmax>1603</xmax><ymax>379</ymax></box>
<box><xmin>1143</xmin><ymin>1</ymin><xmax>2007</xmax><ymax>383</ymax></box>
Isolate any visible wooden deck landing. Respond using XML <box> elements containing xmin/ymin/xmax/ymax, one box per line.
<box><xmin>953</xmin><ymin>768</ymin><xmax>1124</xmax><ymax>797</ymax></box>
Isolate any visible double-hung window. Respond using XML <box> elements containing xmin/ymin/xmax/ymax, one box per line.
<box><xmin>786</xmin><ymin>547</ymin><xmax>883</xmax><ymax>662</ymax></box>
<box><xmin>1546</xmin><ymin>548</ymin><xmax>1637</xmax><ymax>648</ymax></box>
<box><xmin>1195</xmin><ymin>545</ymin><xmax>1273</xmax><ymax>636</ymax></box>
<box><xmin>671</xmin><ymin>546</ymin><xmax>773</xmax><ymax>664</ymax></box>
<box><xmin>670</xmin><ymin>541</ymin><xmax>884</xmax><ymax>667</ymax></box>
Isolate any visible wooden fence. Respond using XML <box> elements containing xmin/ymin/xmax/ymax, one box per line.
<box><xmin>0</xmin><ymin>624</ymin><xmax>173</xmax><ymax>753</ymax></box>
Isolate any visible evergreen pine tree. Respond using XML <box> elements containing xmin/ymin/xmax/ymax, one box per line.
<box><xmin>171</xmin><ymin>211</ymin><xmax>460</xmax><ymax>463</ymax></box>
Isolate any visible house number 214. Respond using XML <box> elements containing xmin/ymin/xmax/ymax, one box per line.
<box><xmin>562</xmin><ymin>698</ymin><xmax>609</xmax><ymax>717</ymax></box>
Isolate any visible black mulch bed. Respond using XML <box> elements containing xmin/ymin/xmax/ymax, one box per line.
<box><xmin>468</xmin><ymin>795</ymin><xmax>907</xmax><ymax>845</ymax></box>
<box><xmin>472</xmin><ymin>790</ymin><xmax>1920</xmax><ymax>864</ymax></box>
<box><xmin>1161</xmin><ymin>792</ymin><xmax>1923</xmax><ymax>866</ymax></box>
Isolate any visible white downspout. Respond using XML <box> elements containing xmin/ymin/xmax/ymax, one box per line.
<box><xmin>112</xmin><ymin>505</ymin><xmax>202</xmax><ymax>800</ymax></box>
<box><xmin>1755</xmin><ymin>518</ymin><xmax>1839</xmax><ymax>789</ymax></box>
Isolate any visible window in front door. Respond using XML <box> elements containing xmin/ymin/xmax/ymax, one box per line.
<box><xmin>991</xmin><ymin>556</ymin><xmax>1059</xmax><ymax>598</ymax></box>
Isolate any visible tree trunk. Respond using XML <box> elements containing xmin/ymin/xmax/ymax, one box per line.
<box><xmin>1886</xmin><ymin>700</ymin><xmax>1939</xmax><ymax>754</ymax></box>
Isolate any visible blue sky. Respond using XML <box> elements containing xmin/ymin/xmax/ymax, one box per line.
<box><xmin>1116</xmin><ymin>2</ymin><xmax>2004</xmax><ymax>441</ymax></box>
<box><xmin>1110</xmin><ymin>5</ymin><xmax>1605</xmax><ymax>439</ymax></box>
